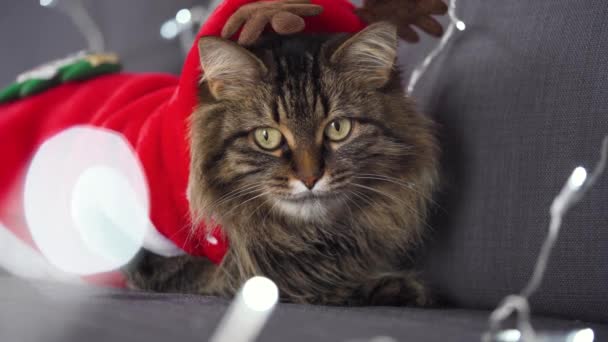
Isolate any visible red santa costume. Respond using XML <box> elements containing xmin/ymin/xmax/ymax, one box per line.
<box><xmin>0</xmin><ymin>0</ymin><xmax>366</xmax><ymax>286</ymax></box>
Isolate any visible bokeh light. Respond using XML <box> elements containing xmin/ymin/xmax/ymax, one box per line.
<box><xmin>242</xmin><ymin>276</ymin><xmax>279</xmax><ymax>312</ymax></box>
<box><xmin>569</xmin><ymin>166</ymin><xmax>587</xmax><ymax>188</ymax></box>
<box><xmin>24</xmin><ymin>126</ymin><xmax>149</xmax><ymax>275</ymax></box>
<box><xmin>571</xmin><ymin>328</ymin><xmax>595</xmax><ymax>342</ymax></box>
<box><xmin>176</xmin><ymin>8</ymin><xmax>192</xmax><ymax>24</ymax></box>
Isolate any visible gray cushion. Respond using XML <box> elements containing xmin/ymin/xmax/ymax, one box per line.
<box><xmin>403</xmin><ymin>0</ymin><xmax>608</xmax><ymax>323</ymax></box>
<box><xmin>1</xmin><ymin>276</ymin><xmax>606</xmax><ymax>342</ymax></box>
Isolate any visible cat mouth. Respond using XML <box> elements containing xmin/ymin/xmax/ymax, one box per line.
<box><xmin>276</xmin><ymin>192</ymin><xmax>337</xmax><ymax>220</ymax></box>
<box><xmin>282</xmin><ymin>191</ymin><xmax>334</xmax><ymax>203</ymax></box>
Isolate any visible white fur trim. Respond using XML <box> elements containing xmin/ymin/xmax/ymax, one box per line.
<box><xmin>143</xmin><ymin>223</ymin><xmax>186</xmax><ymax>257</ymax></box>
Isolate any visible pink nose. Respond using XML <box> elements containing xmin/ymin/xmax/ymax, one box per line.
<box><xmin>300</xmin><ymin>175</ymin><xmax>319</xmax><ymax>189</ymax></box>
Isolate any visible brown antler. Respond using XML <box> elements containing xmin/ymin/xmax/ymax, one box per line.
<box><xmin>355</xmin><ymin>0</ymin><xmax>448</xmax><ymax>43</ymax></box>
<box><xmin>221</xmin><ymin>0</ymin><xmax>323</xmax><ymax>46</ymax></box>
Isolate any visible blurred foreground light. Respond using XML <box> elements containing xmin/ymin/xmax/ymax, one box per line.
<box><xmin>242</xmin><ymin>276</ymin><xmax>279</xmax><ymax>312</ymax></box>
<box><xmin>369</xmin><ymin>337</ymin><xmax>397</xmax><ymax>342</ymax></box>
<box><xmin>495</xmin><ymin>329</ymin><xmax>521</xmax><ymax>342</ymax></box>
<box><xmin>210</xmin><ymin>276</ymin><xmax>279</xmax><ymax>342</ymax></box>
<box><xmin>570</xmin><ymin>328</ymin><xmax>594</xmax><ymax>342</ymax></box>
<box><xmin>71</xmin><ymin>166</ymin><xmax>148</xmax><ymax>266</ymax></box>
<box><xmin>24</xmin><ymin>126</ymin><xmax>149</xmax><ymax>275</ymax></box>
<box><xmin>176</xmin><ymin>8</ymin><xmax>192</xmax><ymax>24</ymax></box>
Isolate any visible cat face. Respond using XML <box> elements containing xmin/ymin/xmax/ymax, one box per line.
<box><xmin>189</xmin><ymin>23</ymin><xmax>437</xmax><ymax>226</ymax></box>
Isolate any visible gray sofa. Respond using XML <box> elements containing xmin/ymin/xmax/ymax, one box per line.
<box><xmin>1</xmin><ymin>1</ymin><xmax>607</xmax><ymax>341</ymax></box>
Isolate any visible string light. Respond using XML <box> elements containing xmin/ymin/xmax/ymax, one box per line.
<box><xmin>160</xmin><ymin>4</ymin><xmax>221</xmax><ymax>54</ymax></box>
<box><xmin>39</xmin><ymin>0</ymin><xmax>55</xmax><ymax>7</ymax></box>
<box><xmin>176</xmin><ymin>8</ymin><xmax>192</xmax><ymax>25</ymax></box>
<box><xmin>210</xmin><ymin>276</ymin><xmax>279</xmax><ymax>342</ymax></box>
<box><xmin>39</xmin><ymin>0</ymin><xmax>104</xmax><ymax>52</ymax></box>
<box><xmin>571</xmin><ymin>329</ymin><xmax>595</xmax><ymax>342</ymax></box>
<box><xmin>160</xmin><ymin>21</ymin><xmax>180</xmax><ymax>40</ymax></box>
<box><xmin>407</xmin><ymin>0</ymin><xmax>466</xmax><ymax>94</ymax></box>
<box><xmin>483</xmin><ymin>136</ymin><xmax>608</xmax><ymax>342</ymax></box>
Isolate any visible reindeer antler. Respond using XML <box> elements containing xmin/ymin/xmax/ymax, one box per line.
<box><xmin>221</xmin><ymin>0</ymin><xmax>448</xmax><ymax>46</ymax></box>
<box><xmin>221</xmin><ymin>0</ymin><xmax>323</xmax><ymax>46</ymax></box>
<box><xmin>356</xmin><ymin>0</ymin><xmax>448</xmax><ymax>42</ymax></box>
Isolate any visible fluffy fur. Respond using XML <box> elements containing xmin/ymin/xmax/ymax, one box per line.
<box><xmin>127</xmin><ymin>23</ymin><xmax>439</xmax><ymax>306</ymax></box>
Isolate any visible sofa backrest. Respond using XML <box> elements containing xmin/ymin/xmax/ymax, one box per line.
<box><xmin>407</xmin><ymin>0</ymin><xmax>608</xmax><ymax>323</ymax></box>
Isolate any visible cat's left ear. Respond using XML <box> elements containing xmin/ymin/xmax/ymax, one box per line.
<box><xmin>198</xmin><ymin>36</ymin><xmax>267</xmax><ymax>99</ymax></box>
<box><xmin>330</xmin><ymin>22</ymin><xmax>398</xmax><ymax>88</ymax></box>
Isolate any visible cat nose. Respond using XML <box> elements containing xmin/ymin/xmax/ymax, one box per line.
<box><xmin>293</xmin><ymin>148</ymin><xmax>323</xmax><ymax>190</ymax></box>
<box><xmin>300</xmin><ymin>175</ymin><xmax>319</xmax><ymax>190</ymax></box>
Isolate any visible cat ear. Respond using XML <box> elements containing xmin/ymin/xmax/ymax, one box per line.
<box><xmin>330</xmin><ymin>22</ymin><xmax>398</xmax><ymax>88</ymax></box>
<box><xmin>198</xmin><ymin>36</ymin><xmax>267</xmax><ymax>99</ymax></box>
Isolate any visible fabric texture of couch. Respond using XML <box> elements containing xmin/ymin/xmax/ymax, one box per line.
<box><xmin>1</xmin><ymin>275</ymin><xmax>606</xmax><ymax>342</ymax></box>
<box><xmin>414</xmin><ymin>0</ymin><xmax>608</xmax><ymax>324</ymax></box>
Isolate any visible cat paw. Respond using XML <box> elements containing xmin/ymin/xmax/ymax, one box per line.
<box><xmin>360</xmin><ymin>273</ymin><xmax>432</xmax><ymax>307</ymax></box>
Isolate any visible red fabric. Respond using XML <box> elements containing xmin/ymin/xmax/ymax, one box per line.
<box><xmin>0</xmin><ymin>0</ymin><xmax>365</xmax><ymax>279</ymax></box>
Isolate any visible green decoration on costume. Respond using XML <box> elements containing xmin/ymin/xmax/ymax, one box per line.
<box><xmin>0</xmin><ymin>82</ymin><xmax>21</xmax><ymax>103</ymax></box>
<box><xmin>0</xmin><ymin>51</ymin><xmax>122</xmax><ymax>104</ymax></box>
<box><xmin>20</xmin><ymin>78</ymin><xmax>59</xmax><ymax>97</ymax></box>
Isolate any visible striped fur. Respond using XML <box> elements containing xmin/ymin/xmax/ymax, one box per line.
<box><xmin>127</xmin><ymin>23</ymin><xmax>439</xmax><ymax>306</ymax></box>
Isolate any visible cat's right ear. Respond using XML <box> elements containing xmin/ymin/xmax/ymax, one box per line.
<box><xmin>330</xmin><ymin>22</ymin><xmax>398</xmax><ymax>89</ymax></box>
<box><xmin>198</xmin><ymin>36</ymin><xmax>267</xmax><ymax>99</ymax></box>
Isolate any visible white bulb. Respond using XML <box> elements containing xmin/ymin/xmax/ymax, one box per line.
<box><xmin>160</xmin><ymin>21</ymin><xmax>179</xmax><ymax>39</ymax></box>
<box><xmin>370</xmin><ymin>337</ymin><xmax>397</xmax><ymax>342</ymax></box>
<box><xmin>570</xmin><ymin>328</ymin><xmax>594</xmax><ymax>342</ymax></box>
<box><xmin>210</xmin><ymin>276</ymin><xmax>279</xmax><ymax>342</ymax></box>
<box><xmin>39</xmin><ymin>0</ymin><xmax>55</xmax><ymax>7</ymax></box>
<box><xmin>569</xmin><ymin>166</ymin><xmax>587</xmax><ymax>189</ymax></box>
<box><xmin>24</xmin><ymin>126</ymin><xmax>149</xmax><ymax>275</ymax></box>
<box><xmin>176</xmin><ymin>8</ymin><xmax>192</xmax><ymax>24</ymax></box>
<box><xmin>71</xmin><ymin>166</ymin><xmax>147</xmax><ymax>267</ymax></box>
<box><xmin>495</xmin><ymin>329</ymin><xmax>521</xmax><ymax>342</ymax></box>
<box><xmin>456</xmin><ymin>20</ymin><xmax>466</xmax><ymax>31</ymax></box>
<box><xmin>242</xmin><ymin>276</ymin><xmax>279</xmax><ymax>312</ymax></box>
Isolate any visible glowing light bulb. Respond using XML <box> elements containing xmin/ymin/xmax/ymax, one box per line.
<box><xmin>456</xmin><ymin>20</ymin><xmax>466</xmax><ymax>31</ymax></box>
<box><xmin>39</xmin><ymin>0</ymin><xmax>55</xmax><ymax>7</ymax></box>
<box><xmin>569</xmin><ymin>166</ymin><xmax>587</xmax><ymax>189</ymax></box>
<box><xmin>71</xmin><ymin>166</ymin><xmax>147</xmax><ymax>266</ymax></box>
<box><xmin>570</xmin><ymin>328</ymin><xmax>594</xmax><ymax>342</ymax></box>
<box><xmin>210</xmin><ymin>276</ymin><xmax>279</xmax><ymax>342</ymax></box>
<box><xmin>24</xmin><ymin>126</ymin><xmax>149</xmax><ymax>275</ymax></box>
<box><xmin>160</xmin><ymin>21</ymin><xmax>179</xmax><ymax>39</ymax></box>
<box><xmin>370</xmin><ymin>337</ymin><xmax>397</xmax><ymax>342</ymax></box>
<box><xmin>242</xmin><ymin>276</ymin><xmax>279</xmax><ymax>312</ymax></box>
<box><xmin>495</xmin><ymin>329</ymin><xmax>521</xmax><ymax>342</ymax></box>
<box><xmin>176</xmin><ymin>8</ymin><xmax>192</xmax><ymax>24</ymax></box>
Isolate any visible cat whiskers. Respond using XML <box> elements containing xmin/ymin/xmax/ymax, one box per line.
<box><xmin>246</xmin><ymin>195</ymin><xmax>275</xmax><ymax>222</ymax></box>
<box><xmin>202</xmin><ymin>182</ymin><xmax>267</xmax><ymax>215</ymax></box>
<box><xmin>355</xmin><ymin>174</ymin><xmax>442</xmax><ymax>210</ymax></box>
<box><xmin>344</xmin><ymin>190</ymin><xmax>376</xmax><ymax>225</ymax></box>
<box><xmin>260</xmin><ymin>198</ymin><xmax>280</xmax><ymax>230</ymax></box>
<box><xmin>223</xmin><ymin>190</ymin><xmax>274</xmax><ymax>218</ymax></box>
<box><xmin>351</xmin><ymin>182</ymin><xmax>432</xmax><ymax>234</ymax></box>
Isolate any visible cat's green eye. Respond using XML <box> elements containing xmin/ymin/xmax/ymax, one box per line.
<box><xmin>253</xmin><ymin>127</ymin><xmax>283</xmax><ymax>150</ymax></box>
<box><xmin>325</xmin><ymin>118</ymin><xmax>352</xmax><ymax>142</ymax></box>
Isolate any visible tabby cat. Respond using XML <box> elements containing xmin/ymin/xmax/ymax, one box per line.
<box><xmin>126</xmin><ymin>22</ymin><xmax>439</xmax><ymax>306</ymax></box>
